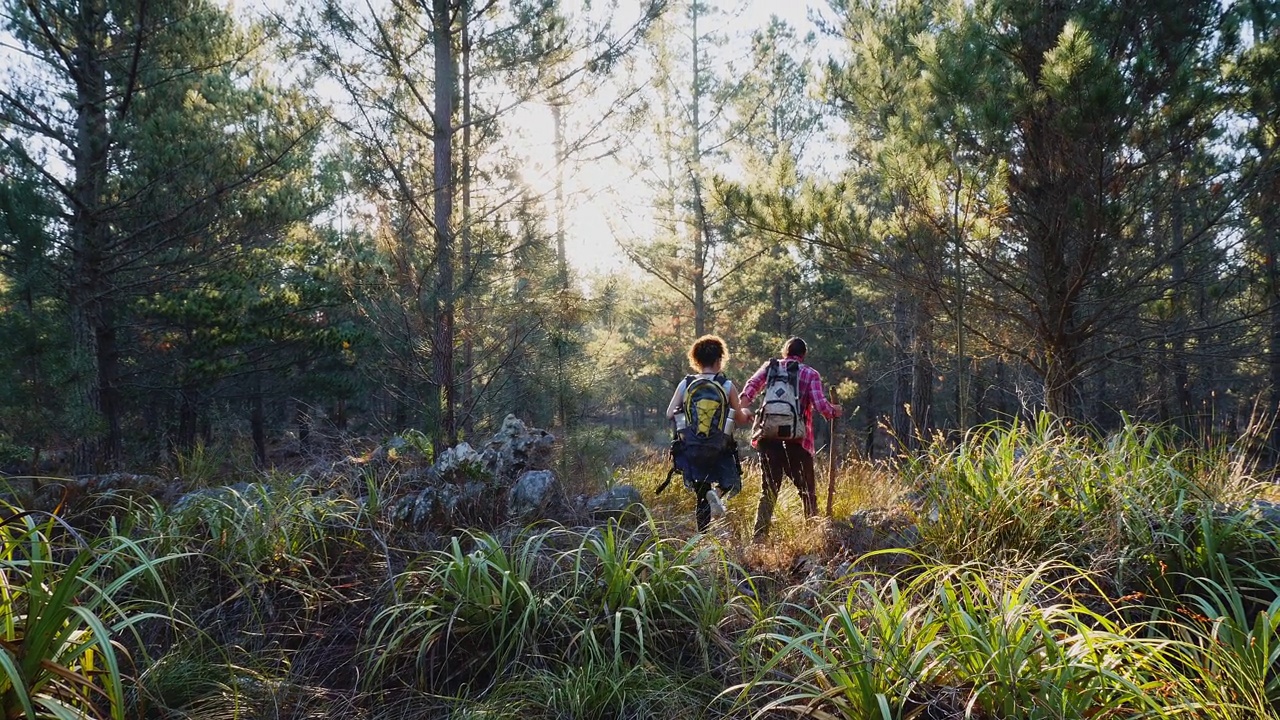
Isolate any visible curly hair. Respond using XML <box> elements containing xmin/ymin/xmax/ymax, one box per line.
<box><xmin>688</xmin><ymin>334</ymin><xmax>728</xmax><ymax>371</ymax></box>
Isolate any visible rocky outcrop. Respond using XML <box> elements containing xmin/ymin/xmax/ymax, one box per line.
<box><xmin>21</xmin><ymin>473</ymin><xmax>173</xmax><ymax>514</ymax></box>
<box><xmin>1245</xmin><ymin>500</ymin><xmax>1280</xmax><ymax>529</ymax></box>
<box><xmin>387</xmin><ymin>415</ymin><xmax>563</xmax><ymax>529</ymax></box>
<box><xmin>484</xmin><ymin>415</ymin><xmax>555</xmax><ymax>480</ymax></box>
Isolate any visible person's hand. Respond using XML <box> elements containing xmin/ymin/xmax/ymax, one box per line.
<box><xmin>830</xmin><ymin>404</ymin><xmax>844</xmax><ymax>418</ymax></box>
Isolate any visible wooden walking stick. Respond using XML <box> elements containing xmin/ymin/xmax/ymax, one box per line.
<box><xmin>825</xmin><ymin>386</ymin><xmax>839</xmax><ymax>518</ymax></box>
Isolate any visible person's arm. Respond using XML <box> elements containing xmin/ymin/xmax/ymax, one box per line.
<box><xmin>738</xmin><ymin>363</ymin><xmax>769</xmax><ymax>405</ymax></box>
<box><xmin>728</xmin><ymin>382</ymin><xmax>752</xmax><ymax>426</ymax></box>
<box><xmin>805</xmin><ymin>367</ymin><xmax>842</xmax><ymax>418</ymax></box>
<box><xmin>665</xmin><ymin>379</ymin><xmax>687</xmax><ymax>420</ymax></box>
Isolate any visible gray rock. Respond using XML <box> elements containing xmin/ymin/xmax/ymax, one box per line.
<box><xmin>508</xmin><ymin>469</ymin><xmax>563</xmax><ymax>521</ymax></box>
<box><xmin>389</xmin><ymin>481</ymin><xmax>494</xmax><ymax>528</ymax></box>
<box><xmin>1249</xmin><ymin>500</ymin><xmax>1280</xmax><ymax>528</ymax></box>
<box><xmin>382</xmin><ymin>416</ymin><xmax>563</xmax><ymax>529</ymax></box>
<box><xmin>484</xmin><ymin>415</ymin><xmax>555</xmax><ymax>480</ymax></box>
<box><xmin>30</xmin><ymin>473</ymin><xmax>170</xmax><ymax>512</ymax></box>
<box><xmin>832</xmin><ymin>507</ymin><xmax>920</xmax><ymax>556</ymax></box>
<box><xmin>431</xmin><ymin>442</ymin><xmax>489</xmax><ymax>484</ymax></box>
<box><xmin>783</xmin><ymin>554</ymin><xmax>827</xmax><ymax>605</ymax></box>
<box><xmin>171</xmin><ymin>482</ymin><xmax>266</xmax><ymax>514</ymax></box>
<box><xmin>388</xmin><ymin>486</ymin><xmax>434</xmax><ymax>527</ymax></box>
<box><xmin>586</xmin><ymin>485</ymin><xmax>646</xmax><ymax>524</ymax></box>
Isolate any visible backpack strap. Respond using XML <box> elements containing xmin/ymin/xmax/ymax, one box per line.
<box><xmin>679</xmin><ymin>374</ymin><xmax>696</xmax><ymax>411</ymax></box>
<box><xmin>655</xmin><ymin>465</ymin><xmax>678</xmax><ymax>495</ymax></box>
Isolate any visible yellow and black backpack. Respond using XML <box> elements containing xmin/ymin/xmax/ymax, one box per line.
<box><xmin>657</xmin><ymin>373</ymin><xmax>733</xmax><ymax>493</ymax></box>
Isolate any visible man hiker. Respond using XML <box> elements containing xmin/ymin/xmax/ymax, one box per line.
<box><xmin>665</xmin><ymin>334</ymin><xmax>752</xmax><ymax>531</ymax></box>
<box><xmin>738</xmin><ymin>337</ymin><xmax>842</xmax><ymax>540</ymax></box>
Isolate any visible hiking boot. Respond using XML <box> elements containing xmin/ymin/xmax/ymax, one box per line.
<box><xmin>706</xmin><ymin>488</ymin><xmax>726</xmax><ymax>518</ymax></box>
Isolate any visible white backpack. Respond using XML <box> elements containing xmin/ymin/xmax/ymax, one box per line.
<box><xmin>755</xmin><ymin>359</ymin><xmax>805</xmax><ymax>441</ymax></box>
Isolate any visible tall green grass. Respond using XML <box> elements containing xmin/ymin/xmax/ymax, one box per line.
<box><xmin>738</xmin><ymin>557</ymin><xmax>1280</xmax><ymax>719</ymax></box>
<box><xmin>366</xmin><ymin>516</ymin><xmax>741</xmax><ymax>692</ymax></box>
<box><xmin>909</xmin><ymin>414</ymin><xmax>1270</xmax><ymax>583</ymax></box>
<box><xmin>135</xmin><ymin>479</ymin><xmax>368</xmax><ymax>585</ymax></box>
<box><xmin>0</xmin><ymin>502</ymin><xmax>177</xmax><ymax>720</ymax></box>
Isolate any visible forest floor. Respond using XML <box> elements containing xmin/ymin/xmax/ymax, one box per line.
<box><xmin>6</xmin><ymin>417</ymin><xmax>1280</xmax><ymax>719</ymax></box>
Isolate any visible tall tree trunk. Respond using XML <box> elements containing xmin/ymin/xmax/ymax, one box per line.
<box><xmin>295</xmin><ymin>400</ymin><xmax>310</xmax><ymax>451</ymax></box>
<box><xmin>1043</xmin><ymin>338</ymin><xmax>1080</xmax><ymax>420</ymax></box>
<box><xmin>460</xmin><ymin>5</ymin><xmax>474</xmax><ymax>437</ymax></box>
<box><xmin>251</xmin><ymin>376</ymin><xmax>267</xmax><ymax>468</ymax></box>
<box><xmin>1268</xmin><ymin>225</ymin><xmax>1280</xmax><ymax>456</ymax></box>
<box><xmin>772</xmin><ymin>276</ymin><xmax>784</xmax><ymax>335</ymax></box>
<box><xmin>69</xmin><ymin>0</ymin><xmax>113</xmax><ymax>473</ymax></box>
<box><xmin>553</xmin><ymin>101</ymin><xmax>568</xmax><ymax>290</ymax></box>
<box><xmin>994</xmin><ymin>356</ymin><xmax>1008</xmax><ymax>421</ymax></box>
<box><xmin>910</xmin><ymin>300</ymin><xmax>933</xmax><ymax>439</ymax></box>
<box><xmin>1090</xmin><ymin>340</ymin><xmax>1111</xmax><ymax>429</ymax></box>
<box><xmin>689</xmin><ymin>1</ymin><xmax>707</xmax><ymax>337</ymax></box>
<box><xmin>952</xmin><ymin>178</ymin><xmax>968</xmax><ymax>431</ymax></box>
<box><xmin>1171</xmin><ymin>174</ymin><xmax>1193</xmax><ymax>433</ymax></box>
<box><xmin>432</xmin><ymin>0</ymin><xmax>456</xmax><ymax>445</ymax></box>
<box><xmin>552</xmin><ymin>101</ymin><xmax>571</xmax><ymax>428</ymax></box>
<box><xmin>98</xmin><ymin>311</ymin><xmax>121</xmax><ymax>460</ymax></box>
<box><xmin>177</xmin><ymin>384</ymin><xmax>198</xmax><ymax>451</ymax></box>
<box><xmin>891</xmin><ymin>292</ymin><xmax>913</xmax><ymax>450</ymax></box>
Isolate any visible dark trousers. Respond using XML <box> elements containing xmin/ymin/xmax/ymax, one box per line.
<box><xmin>754</xmin><ymin>440</ymin><xmax>817</xmax><ymax>539</ymax></box>
<box><xmin>684</xmin><ymin>449</ymin><xmax>741</xmax><ymax>531</ymax></box>
<box><xmin>692</xmin><ymin>479</ymin><xmax>714</xmax><ymax>531</ymax></box>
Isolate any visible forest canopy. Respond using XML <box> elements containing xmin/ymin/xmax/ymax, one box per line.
<box><xmin>2</xmin><ymin>0</ymin><xmax>1278</xmax><ymax>471</ymax></box>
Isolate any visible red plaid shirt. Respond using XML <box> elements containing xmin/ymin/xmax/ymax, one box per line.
<box><xmin>739</xmin><ymin>356</ymin><xmax>836</xmax><ymax>454</ymax></box>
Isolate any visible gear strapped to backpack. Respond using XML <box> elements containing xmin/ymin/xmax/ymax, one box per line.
<box><xmin>754</xmin><ymin>359</ymin><xmax>805</xmax><ymax>441</ymax></box>
<box><xmin>656</xmin><ymin>373</ymin><xmax>735</xmax><ymax>494</ymax></box>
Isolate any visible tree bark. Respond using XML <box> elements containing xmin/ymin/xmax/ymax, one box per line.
<box><xmin>689</xmin><ymin>1</ymin><xmax>707</xmax><ymax>337</ymax></box>
<box><xmin>1043</xmin><ymin>339</ymin><xmax>1080</xmax><ymax>420</ymax></box>
<box><xmin>553</xmin><ymin>101</ymin><xmax>568</xmax><ymax>290</ymax></box>
<box><xmin>432</xmin><ymin>0</ymin><xmax>457</xmax><ymax>445</ymax></box>
<box><xmin>1268</xmin><ymin>225</ymin><xmax>1280</xmax><ymax>455</ymax></box>
<box><xmin>69</xmin><ymin>0</ymin><xmax>115</xmax><ymax>473</ymax></box>
<box><xmin>177</xmin><ymin>384</ymin><xmax>198</xmax><ymax>451</ymax></box>
<box><xmin>251</xmin><ymin>381</ymin><xmax>267</xmax><ymax>468</ymax></box>
<box><xmin>460</xmin><ymin>4</ymin><xmax>474</xmax><ymax>437</ymax></box>
<box><xmin>1171</xmin><ymin>175</ymin><xmax>1193</xmax><ymax>432</ymax></box>
<box><xmin>891</xmin><ymin>292</ymin><xmax>913</xmax><ymax>450</ymax></box>
<box><xmin>910</xmin><ymin>299</ymin><xmax>933</xmax><ymax>439</ymax></box>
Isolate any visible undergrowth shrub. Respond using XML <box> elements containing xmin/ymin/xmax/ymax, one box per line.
<box><xmin>0</xmin><ymin>503</ymin><xmax>178</xmax><ymax>720</ymax></box>
<box><xmin>449</xmin><ymin>659</ymin><xmax>719</xmax><ymax>720</ymax></box>
<box><xmin>366</xmin><ymin>518</ymin><xmax>743</xmax><ymax>693</ymax></box>
<box><xmin>558</xmin><ymin>425</ymin><xmax>634</xmax><ymax>494</ymax></box>
<box><xmin>123</xmin><ymin>477</ymin><xmax>375</xmax><ymax>670</ymax></box>
<box><xmin>140</xmin><ymin>479</ymin><xmax>366</xmax><ymax>573</ymax></box>
<box><xmin>126</xmin><ymin>640</ymin><xmax>246</xmax><ymax>719</ymax></box>
<box><xmin>737</xmin><ymin>558</ymin><xmax>1280</xmax><ymax>719</ymax></box>
<box><xmin>909</xmin><ymin>414</ymin><xmax>1268</xmax><ymax>586</ymax></box>
<box><xmin>9</xmin><ymin>415</ymin><xmax>1279</xmax><ymax>719</ymax></box>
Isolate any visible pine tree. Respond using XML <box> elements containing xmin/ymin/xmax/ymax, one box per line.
<box><xmin>0</xmin><ymin>0</ymin><xmax>325</xmax><ymax>469</ymax></box>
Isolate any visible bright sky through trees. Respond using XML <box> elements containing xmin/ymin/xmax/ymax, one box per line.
<box><xmin>164</xmin><ymin>0</ymin><xmax>826</xmax><ymax>276</ymax></box>
<box><xmin>513</xmin><ymin>0</ymin><xmax>826</xmax><ymax>274</ymax></box>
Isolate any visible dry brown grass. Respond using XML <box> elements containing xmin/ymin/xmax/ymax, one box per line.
<box><xmin>606</xmin><ymin>444</ymin><xmax>911</xmax><ymax>578</ymax></box>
